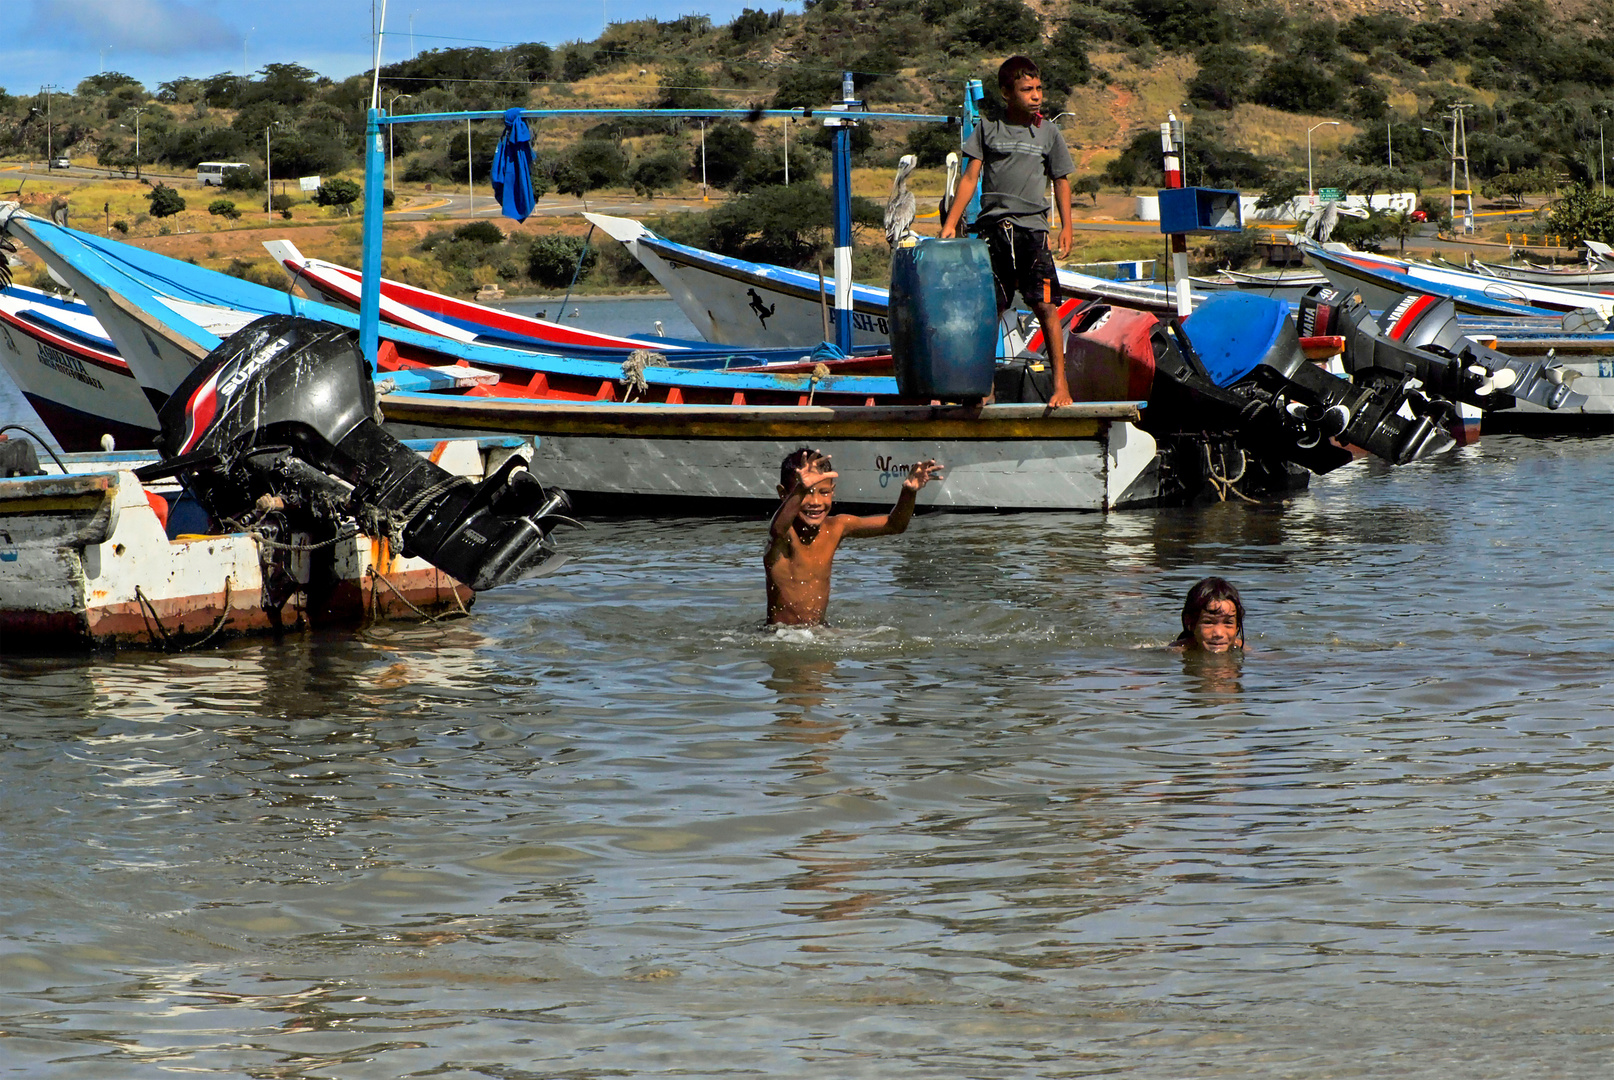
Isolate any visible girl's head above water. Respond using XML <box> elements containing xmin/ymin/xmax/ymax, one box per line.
<box><xmin>1176</xmin><ymin>576</ymin><xmax>1245</xmax><ymax>653</ymax></box>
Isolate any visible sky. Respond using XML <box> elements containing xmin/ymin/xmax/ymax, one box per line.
<box><xmin>7</xmin><ymin>0</ymin><xmax>802</xmax><ymax>98</ymax></box>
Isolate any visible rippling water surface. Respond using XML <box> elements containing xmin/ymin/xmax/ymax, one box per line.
<box><xmin>5</xmin><ymin>416</ymin><xmax>1614</xmax><ymax>1076</ymax></box>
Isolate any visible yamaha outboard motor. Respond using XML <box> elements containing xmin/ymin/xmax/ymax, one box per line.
<box><xmin>1020</xmin><ymin>294</ymin><xmax>1459</xmax><ymax>470</ymax></box>
<box><xmin>139</xmin><ymin>315</ymin><xmax>572</xmax><ymax>591</ymax></box>
<box><xmin>1298</xmin><ymin>286</ymin><xmax>1586</xmax><ymax>415</ymax></box>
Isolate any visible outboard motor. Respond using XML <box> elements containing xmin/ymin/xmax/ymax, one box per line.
<box><xmin>1298</xmin><ymin>286</ymin><xmax>1586</xmax><ymax>415</ymax></box>
<box><xmin>1034</xmin><ymin>294</ymin><xmax>1458</xmax><ymax>471</ymax></box>
<box><xmin>137</xmin><ymin>315</ymin><xmax>573</xmax><ymax>592</ymax></box>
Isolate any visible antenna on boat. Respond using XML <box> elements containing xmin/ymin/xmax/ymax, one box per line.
<box><xmin>370</xmin><ymin>0</ymin><xmax>388</xmax><ymax>111</ymax></box>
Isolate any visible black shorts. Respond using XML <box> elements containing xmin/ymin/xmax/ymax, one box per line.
<box><xmin>979</xmin><ymin>222</ymin><xmax>1063</xmax><ymax>311</ymax></box>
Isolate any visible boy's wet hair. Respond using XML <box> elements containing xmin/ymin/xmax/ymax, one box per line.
<box><xmin>1180</xmin><ymin>576</ymin><xmax>1244</xmax><ymax>636</ymax></box>
<box><xmin>780</xmin><ymin>446</ymin><xmax>820</xmax><ymax>488</ymax></box>
<box><xmin>997</xmin><ymin>55</ymin><xmax>1041</xmax><ymax>90</ymax></box>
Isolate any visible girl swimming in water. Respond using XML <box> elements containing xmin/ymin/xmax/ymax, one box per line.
<box><xmin>1172</xmin><ymin>576</ymin><xmax>1245</xmax><ymax>653</ymax></box>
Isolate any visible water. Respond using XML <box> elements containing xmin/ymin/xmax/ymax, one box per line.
<box><xmin>7</xmin><ymin>354</ymin><xmax>1614</xmax><ymax>1073</ymax></box>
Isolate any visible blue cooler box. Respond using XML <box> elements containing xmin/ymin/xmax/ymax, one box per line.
<box><xmin>890</xmin><ymin>238</ymin><xmax>998</xmax><ymax>400</ymax></box>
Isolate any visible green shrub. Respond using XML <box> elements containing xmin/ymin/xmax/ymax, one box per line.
<box><xmin>453</xmin><ymin>220</ymin><xmax>505</xmax><ymax>244</ymax></box>
<box><xmin>147</xmin><ymin>184</ymin><xmax>186</xmax><ymax>218</ymax></box>
<box><xmin>207</xmin><ymin>199</ymin><xmax>239</xmax><ymax>220</ymax></box>
<box><xmin>112</xmin><ymin>220</ymin><xmax>129</xmax><ymax>234</ymax></box>
<box><xmin>527</xmin><ymin>234</ymin><xmax>597</xmax><ymax>288</ymax></box>
<box><xmin>222</xmin><ymin>165</ymin><xmax>259</xmax><ymax>191</ymax></box>
<box><xmin>314</xmin><ymin>177</ymin><xmax>362</xmax><ymax>214</ymax></box>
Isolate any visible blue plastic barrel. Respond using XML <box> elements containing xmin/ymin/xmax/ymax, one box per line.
<box><xmin>890</xmin><ymin>238</ymin><xmax>998</xmax><ymax>400</ymax></box>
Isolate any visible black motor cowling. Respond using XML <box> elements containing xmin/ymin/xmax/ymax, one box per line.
<box><xmin>1298</xmin><ymin>286</ymin><xmax>1586</xmax><ymax>414</ymax></box>
<box><xmin>141</xmin><ymin>315</ymin><xmax>571</xmax><ymax>591</ymax></box>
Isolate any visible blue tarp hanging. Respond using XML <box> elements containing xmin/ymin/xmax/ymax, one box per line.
<box><xmin>491</xmin><ymin>107</ymin><xmax>536</xmax><ymax>222</ymax></box>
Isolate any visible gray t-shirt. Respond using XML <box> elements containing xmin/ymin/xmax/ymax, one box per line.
<box><xmin>962</xmin><ymin>116</ymin><xmax>1075</xmax><ymax>233</ymax></box>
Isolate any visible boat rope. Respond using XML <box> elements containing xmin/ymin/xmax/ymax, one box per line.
<box><xmin>133</xmin><ymin>585</ymin><xmax>171</xmax><ymax>647</ymax></box>
<box><xmin>231</xmin><ymin>525</ymin><xmax>363</xmax><ymax>553</ymax></box>
<box><xmin>378</xmin><ymin>475</ymin><xmax>475</xmax><ymax>552</ymax></box>
<box><xmin>0</xmin><ymin>424</ymin><xmax>69</xmax><ymax>475</ymax></box>
<box><xmin>555</xmin><ymin>222</ymin><xmax>596</xmax><ymax>323</ymax></box>
<box><xmin>368</xmin><ymin>565</ymin><xmax>446</xmax><ymax>623</ymax></box>
<box><xmin>1203</xmin><ymin>442</ymin><xmax>1255</xmax><ymax>503</ymax></box>
<box><xmin>620</xmin><ymin>349</ymin><xmax>669</xmax><ymax>402</ymax></box>
<box><xmin>807</xmin><ymin>362</ymin><xmax>831</xmax><ymax>405</ymax></box>
<box><xmin>132</xmin><ymin>576</ymin><xmax>234</xmax><ymax>650</ymax></box>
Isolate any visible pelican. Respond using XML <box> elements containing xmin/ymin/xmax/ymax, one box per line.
<box><xmin>884</xmin><ymin>154</ymin><xmax>918</xmax><ymax>247</ymax></box>
<box><xmin>939</xmin><ymin>150</ymin><xmax>959</xmax><ymax>223</ymax></box>
<box><xmin>1303</xmin><ymin>200</ymin><xmax>1369</xmax><ymax>244</ymax></box>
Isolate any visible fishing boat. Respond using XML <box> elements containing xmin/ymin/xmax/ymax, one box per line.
<box><xmin>0</xmin><ymin>434</ymin><xmax>552</xmax><ymax>650</ymax></box>
<box><xmin>1186</xmin><ymin>267</ymin><xmax>1330</xmax><ymax>305</ymax></box>
<box><xmin>1466</xmin><ymin>241</ymin><xmax>1614</xmax><ymax>290</ymax></box>
<box><xmin>263</xmin><ymin>240</ymin><xmax>886</xmax><ymax>371</ymax></box>
<box><xmin>379</xmin><ymin>396</ymin><xmax>1160</xmax><ymax>512</ymax></box>
<box><xmin>583</xmin><ymin>212</ymin><xmax>1204</xmax><ymax>346</ymax></box>
<box><xmin>0</xmin><ymin>205</ymin><xmax>903</xmax><ymax>410</ymax></box>
<box><xmin>0</xmin><ymin>283</ymin><xmax>160</xmax><ymax>450</ymax></box>
<box><xmin>1301</xmin><ymin>240</ymin><xmax>1614</xmax><ymax>323</ymax></box>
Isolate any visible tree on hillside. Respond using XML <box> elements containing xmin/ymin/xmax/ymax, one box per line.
<box><xmin>315</xmin><ymin>178</ymin><xmax>362</xmax><ymax>216</ymax></box>
<box><xmin>77</xmin><ymin>73</ymin><xmax>143</xmax><ymax>97</ymax></box>
<box><xmin>147</xmin><ymin>184</ymin><xmax>186</xmax><ymax>218</ymax></box>
<box><xmin>949</xmin><ymin>0</ymin><xmax>1041</xmax><ymax>54</ymax></box>
<box><xmin>1547</xmin><ymin>185</ymin><xmax>1614</xmax><ymax>243</ymax></box>
<box><xmin>696</xmin><ymin>122</ymin><xmax>758</xmax><ymax>190</ymax></box>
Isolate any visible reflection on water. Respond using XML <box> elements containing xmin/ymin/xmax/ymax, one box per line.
<box><xmin>5</xmin><ymin>435</ymin><xmax>1614</xmax><ymax>1076</ymax></box>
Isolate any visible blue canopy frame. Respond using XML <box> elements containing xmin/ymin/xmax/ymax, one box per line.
<box><xmin>358</xmin><ymin>84</ymin><xmax>956</xmax><ymax>360</ymax></box>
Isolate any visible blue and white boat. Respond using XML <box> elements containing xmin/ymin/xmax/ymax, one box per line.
<box><xmin>1301</xmin><ymin>240</ymin><xmax>1614</xmax><ymax>324</ymax></box>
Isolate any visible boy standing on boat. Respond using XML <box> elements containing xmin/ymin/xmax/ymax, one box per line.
<box><xmin>765</xmin><ymin>448</ymin><xmax>942</xmax><ymax>626</ymax></box>
<box><xmin>940</xmin><ymin>55</ymin><xmax>1076</xmax><ymax>409</ymax></box>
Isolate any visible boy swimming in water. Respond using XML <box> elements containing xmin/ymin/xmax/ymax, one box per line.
<box><xmin>1172</xmin><ymin>576</ymin><xmax>1245</xmax><ymax>653</ymax></box>
<box><xmin>765</xmin><ymin>448</ymin><xmax>943</xmax><ymax>626</ymax></box>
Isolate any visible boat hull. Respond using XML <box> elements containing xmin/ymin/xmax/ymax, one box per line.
<box><xmin>379</xmin><ymin>397</ymin><xmax>1161</xmax><ymax>512</ymax></box>
<box><xmin>0</xmin><ymin>468</ymin><xmax>473</xmax><ymax>649</ymax></box>
<box><xmin>0</xmin><ymin>286</ymin><xmax>161</xmax><ymax>450</ymax></box>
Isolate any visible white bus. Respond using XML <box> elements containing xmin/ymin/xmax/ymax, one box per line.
<box><xmin>196</xmin><ymin>161</ymin><xmax>249</xmax><ymax>187</ymax></box>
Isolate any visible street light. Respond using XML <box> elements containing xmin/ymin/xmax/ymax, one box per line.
<box><xmin>265</xmin><ymin>120</ymin><xmax>281</xmax><ymax>220</ymax></box>
<box><xmin>387</xmin><ymin>93</ymin><xmax>413</xmax><ymax>195</ymax></box>
<box><xmin>119</xmin><ymin>106</ymin><xmax>147</xmax><ymax>180</ymax></box>
<box><xmin>40</xmin><ymin>84</ymin><xmax>61</xmax><ymax>165</ymax></box>
<box><xmin>1307</xmin><ymin>120</ymin><xmax>1340</xmax><ymax>196</ymax></box>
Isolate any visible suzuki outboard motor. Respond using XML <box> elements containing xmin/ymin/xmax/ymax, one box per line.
<box><xmin>1298</xmin><ymin>287</ymin><xmax>1586</xmax><ymax>415</ymax></box>
<box><xmin>139</xmin><ymin>315</ymin><xmax>572</xmax><ymax>591</ymax></box>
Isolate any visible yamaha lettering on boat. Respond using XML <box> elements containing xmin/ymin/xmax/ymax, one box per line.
<box><xmin>140</xmin><ymin>315</ymin><xmax>579</xmax><ymax>600</ymax></box>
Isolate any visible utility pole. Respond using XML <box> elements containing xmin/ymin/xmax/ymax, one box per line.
<box><xmin>122</xmin><ymin>107</ymin><xmax>148</xmax><ymax>180</ymax></box>
<box><xmin>41</xmin><ymin>85</ymin><xmax>60</xmax><ymax>164</ymax></box>
<box><xmin>1449</xmin><ymin>104</ymin><xmax>1474</xmax><ymax>235</ymax></box>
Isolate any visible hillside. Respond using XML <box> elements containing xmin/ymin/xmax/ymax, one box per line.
<box><xmin>3</xmin><ymin>0</ymin><xmax>1612</xmax><ymax>291</ymax></box>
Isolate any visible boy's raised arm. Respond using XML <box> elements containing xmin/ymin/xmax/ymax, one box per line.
<box><xmin>842</xmin><ymin>460</ymin><xmax>944</xmax><ymax>537</ymax></box>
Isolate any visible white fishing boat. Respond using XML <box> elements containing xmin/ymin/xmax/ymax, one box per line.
<box><xmin>1301</xmin><ymin>240</ymin><xmax>1614</xmax><ymax>322</ymax></box>
<box><xmin>584</xmin><ymin>211</ymin><xmax>1214</xmax><ymax>348</ymax></box>
<box><xmin>378</xmin><ymin>396</ymin><xmax>1161</xmax><ymax>512</ymax></box>
<box><xmin>0</xmin><ymin>437</ymin><xmax>527</xmax><ymax>650</ymax></box>
<box><xmin>1468</xmin><ymin>240</ymin><xmax>1614</xmax><ymax>289</ymax></box>
<box><xmin>0</xmin><ymin>284</ymin><xmax>161</xmax><ymax>450</ymax></box>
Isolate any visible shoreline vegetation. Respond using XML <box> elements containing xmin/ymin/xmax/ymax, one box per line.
<box><xmin>3</xmin><ymin>0</ymin><xmax>1611</xmax><ymax>299</ymax></box>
